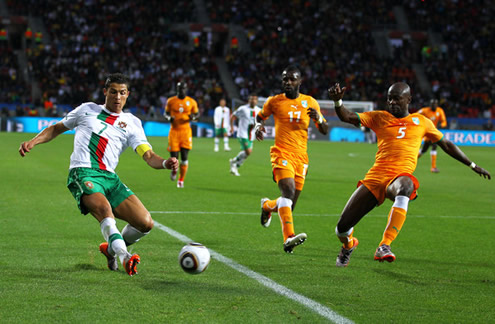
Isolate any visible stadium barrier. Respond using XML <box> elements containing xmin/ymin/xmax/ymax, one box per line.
<box><xmin>3</xmin><ymin>117</ymin><xmax>494</xmax><ymax>146</ymax></box>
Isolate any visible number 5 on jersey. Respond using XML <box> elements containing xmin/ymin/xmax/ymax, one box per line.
<box><xmin>397</xmin><ymin>126</ymin><xmax>406</xmax><ymax>139</ymax></box>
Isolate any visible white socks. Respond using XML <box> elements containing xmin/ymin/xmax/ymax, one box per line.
<box><xmin>393</xmin><ymin>195</ymin><xmax>410</xmax><ymax>211</ymax></box>
<box><xmin>234</xmin><ymin>151</ymin><xmax>247</xmax><ymax>167</ymax></box>
<box><xmin>100</xmin><ymin>217</ymin><xmax>128</xmax><ymax>264</ymax></box>
<box><xmin>122</xmin><ymin>224</ymin><xmax>150</xmax><ymax>246</ymax></box>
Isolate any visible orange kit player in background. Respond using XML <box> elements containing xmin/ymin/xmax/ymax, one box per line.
<box><xmin>164</xmin><ymin>81</ymin><xmax>199</xmax><ymax>188</ymax></box>
<box><xmin>328</xmin><ymin>82</ymin><xmax>490</xmax><ymax>267</ymax></box>
<box><xmin>418</xmin><ymin>99</ymin><xmax>447</xmax><ymax>172</ymax></box>
<box><xmin>255</xmin><ymin>65</ymin><xmax>329</xmax><ymax>253</ymax></box>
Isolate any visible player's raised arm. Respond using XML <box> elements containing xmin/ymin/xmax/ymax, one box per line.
<box><xmin>437</xmin><ymin>138</ymin><xmax>491</xmax><ymax>179</ymax></box>
<box><xmin>19</xmin><ymin>122</ymin><xmax>69</xmax><ymax>157</ymax></box>
<box><xmin>328</xmin><ymin>83</ymin><xmax>360</xmax><ymax>127</ymax></box>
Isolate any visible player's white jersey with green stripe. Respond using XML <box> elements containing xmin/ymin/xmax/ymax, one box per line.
<box><xmin>233</xmin><ymin>104</ymin><xmax>261</xmax><ymax>140</ymax></box>
<box><xmin>62</xmin><ymin>102</ymin><xmax>150</xmax><ymax>173</ymax></box>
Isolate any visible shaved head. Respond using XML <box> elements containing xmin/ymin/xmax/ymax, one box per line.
<box><xmin>388</xmin><ymin>82</ymin><xmax>411</xmax><ymax>98</ymax></box>
<box><xmin>387</xmin><ymin>82</ymin><xmax>412</xmax><ymax>118</ymax></box>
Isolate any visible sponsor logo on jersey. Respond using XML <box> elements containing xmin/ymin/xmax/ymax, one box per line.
<box><xmin>412</xmin><ymin>117</ymin><xmax>420</xmax><ymax>125</ymax></box>
<box><xmin>301</xmin><ymin>100</ymin><xmax>308</xmax><ymax>108</ymax></box>
<box><xmin>290</xmin><ymin>105</ymin><xmax>298</xmax><ymax>110</ymax></box>
<box><xmin>84</xmin><ymin>181</ymin><xmax>94</xmax><ymax>189</ymax></box>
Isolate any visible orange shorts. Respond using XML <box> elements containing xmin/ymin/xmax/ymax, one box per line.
<box><xmin>168</xmin><ymin>127</ymin><xmax>192</xmax><ymax>152</ymax></box>
<box><xmin>270</xmin><ymin>146</ymin><xmax>308</xmax><ymax>191</ymax></box>
<box><xmin>358</xmin><ymin>168</ymin><xmax>419</xmax><ymax>206</ymax></box>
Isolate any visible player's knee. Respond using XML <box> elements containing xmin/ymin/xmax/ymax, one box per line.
<box><xmin>134</xmin><ymin>213</ymin><xmax>154</xmax><ymax>232</ymax></box>
<box><xmin>388</xmin><ymin>178</ymin><xmax>414</xmax><ymax>198</ymax></box>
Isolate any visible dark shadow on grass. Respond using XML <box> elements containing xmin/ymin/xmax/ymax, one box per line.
<box><xmin>372</xmin><ymin>268</ymin><xmax>429</xmax><ymax>286</ymax></box>
<box><xmin>73</xmin><ymin>263</ymin><xmax>101</xmax><ymax>272</ymax></box>
<box><xmin>398</xmin><ymin>257</ymin><xmax>495</xmax><ymax>270</ymax></box>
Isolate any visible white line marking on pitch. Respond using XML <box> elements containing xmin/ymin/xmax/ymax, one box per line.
<box><xmin>150</xmin><ymin>211</ymin><xmax>495</xmax><ymax>220</ymax></box>
<box><xmin>153</xmin><ymin>220</ymin><xmax>353</xmax><ymax>324</ymax></box>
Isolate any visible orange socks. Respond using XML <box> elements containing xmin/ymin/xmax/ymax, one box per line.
<box><xmin>265</xmin><ymin>197</ymin><xmax>294</xmax><ymax>242</ymax></box>
<box><xmin>431</xmin><ymin>151</ymin><xmax>437</xmax><ymax>169</ymax></box>
<box><xmin>379</xmin><ymin>195</ymin><xmax>409</xmax><ymax>246</ymax></box>
<box><xmin>262</xmin><ymin>199</ymin><xmax>278</xmax><ymax>212</ymax></box>
<box><xmin>336</xmin><ymin>227</ymin><xmax>355</xmax><ymax>249</ymax></box>
<box><xmin>179</xmin><ymin>163</ymin><xmax>188</xmax><ymax>181</ymax></box>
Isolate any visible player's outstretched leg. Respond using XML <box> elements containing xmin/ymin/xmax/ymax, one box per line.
<box><xmin>336</xmin><ymin>237</ymin><xmax>359</xmax><ymax>267</ymax></box>
<box><xmin>283</xmin><ymin>233</ymin><xmax>307</xmax><ymax>253</ymax></box>
<box><xmin>374</xmin><ymin>244</ymin><xmax>395</xmax><ymax>262</ymax></box>
<box><xmin>99</xmin><ymin>242</ymin><xmax>118</xmax><ymax>271</ymax></box>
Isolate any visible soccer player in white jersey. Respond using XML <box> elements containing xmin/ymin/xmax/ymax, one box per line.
<box><xmin>229</xmin><ymin>94</ymin><xmax>261</xmax><ymax>176</ymax></box>
<box><xmin>19</xmin><ymin>73</ymin><xmax>179</xmax><ymax>276</ymax></box>
<box><xmin>213</xmin><ymin>98</ymin><xmax>231</xmax><ymax>152</ymax></box>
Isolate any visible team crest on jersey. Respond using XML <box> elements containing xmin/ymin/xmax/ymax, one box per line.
<box><xmin>412</xmin><ymin>117</ymin><xmax>420</xmax><ymax>125</ymax></box>
<box><xmin>301</xmin><ymin>100</ymin><xmax>308</xmax><ymax>108</ymax></box>
<box><xmin>186</xmin><ymin>101</ymin><xmax>190</xmax><ymax>106</ymax></box>
<box><xmin>282</xmin><ymin>160</ymin><xmax>288</xmax><ymax>166</ymax></box>
<box><xmin>118</xmin><ymin>121</ymin><xmax>127</xmax><ymax>129</ymax></box>
<box><xmin>84</xmin><ymin>181</ymin><xmax>94</xmax><ymax>189</ymax></box>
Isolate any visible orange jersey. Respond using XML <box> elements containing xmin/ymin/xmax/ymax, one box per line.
<box><xmin>417</xmin><ymin>106</ymin><xmax>447</xmax><ymax>128</ymax></box>
<box><xmin>358</xmin><ymin>111</ymin><xmax>444</xmax><ymax>175</ymax></box>
<box><xmin>165</xmin><ymin>96</ymin><xmax>198</xmax><ymax>130</ymax></box>
<box><xmin>258</xmin><ymin>93</ymin><xmax>323</xmax><ymax>153</ymax></box>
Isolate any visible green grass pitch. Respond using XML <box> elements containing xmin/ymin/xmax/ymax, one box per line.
<box><xmin>1</xmin><ymin>132</ymin><xmax>493</xmax><ymax>323</ymax></box>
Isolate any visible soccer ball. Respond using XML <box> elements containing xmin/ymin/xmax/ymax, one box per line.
<box><xmin>178</xmin><ymin>242</ymin><xmax>211</xmax><ymax>274</ymax></box>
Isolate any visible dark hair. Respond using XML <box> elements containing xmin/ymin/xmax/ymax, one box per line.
<box><xmin>104</xmin><ymin>73</ymin><xmax>130</xmax><ymax>89</ymax></box>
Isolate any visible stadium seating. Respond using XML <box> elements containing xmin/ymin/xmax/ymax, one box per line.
<box><xmin>1</xmin><ymin>0</ymin><xmax>494</xmax><ymax>122</ymax></box>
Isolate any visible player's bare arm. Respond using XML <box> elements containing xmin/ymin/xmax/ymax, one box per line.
<box><xmin>254</xmin><ymin>114</ymin><xmax>266</xmax><ymax>141</ymax></box>
<box><xmin>328</xmin><ymin>83</ymin><xmax>360</xmax><ymax>126</ymax></box>
<box><xmin>19</xmin><ymin>122</ymin><xmax>69</xmax><ymax>157</ymax></box>
<box><xmin>142</xmin><ymin>150</ymin><xmax>179</xmax><ymax>170</ymax></box>
<box><xmin>307</xmin><ymin>107</ymin><xmax>329</xmax><ymax>135</ymax></box>
<box><xmin>437</xmin><ymin>138</ymin><xmax>491</xmax><ymax>179</ymax></box>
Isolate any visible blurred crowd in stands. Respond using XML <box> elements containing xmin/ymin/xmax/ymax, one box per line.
<box><xmin>2</xmin><ymin>0</ymin><xmax>494</xmax><ymax>123</ymax></box>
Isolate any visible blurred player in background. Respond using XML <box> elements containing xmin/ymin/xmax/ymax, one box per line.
<box><xmin>328</xmin><ymin>82</ymin><xmax>490</xmax><ymax>267</ymax></box>
<box><xmin>229</xmin><ymin>93</ymin><xmax>261</xmax><ymax>176</ymax></box>
<box><xmin>19</xmin><ymin>73</ymin><xmax>179</xmax><ymax>276</ymax></box>
<box><xmin>164</xmin><ymin>81</ymin><xmax>199</xmax><ymax>188</ymax></box>
<box><xmin>213</xmin><ymin>98</ymin><xmax>231</xmax><ymax>152</ymax></box>
<box><xmin>255</xmin><ymin>65</ymin><xmax>329</xmax><ymax>253</ymax></box>
<box><xmin>418</xmin><ymin>99</ymin><xmax>447</xmax><ymax>172</ymax></box>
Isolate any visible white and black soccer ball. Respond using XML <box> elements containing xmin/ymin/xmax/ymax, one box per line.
<box><xmin>178</xmin><ymin>242</ymin><xmax>211</xmax><ymax>274</ymax></box>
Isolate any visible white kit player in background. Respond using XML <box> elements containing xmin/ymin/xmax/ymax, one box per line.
<box><xmin>213</xmin><ymin>98</ymin><xmax>231</xmax><ymax>152</ymax></box>
<box><xmin>19</xmin><ymin>73</ymin><xmax>178</xmax><ymax>277</ymax></box>
<box><xmin>229</xmin><ymin>94</ymin><xmax>261</xmax><ymax>176</ymax></box>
